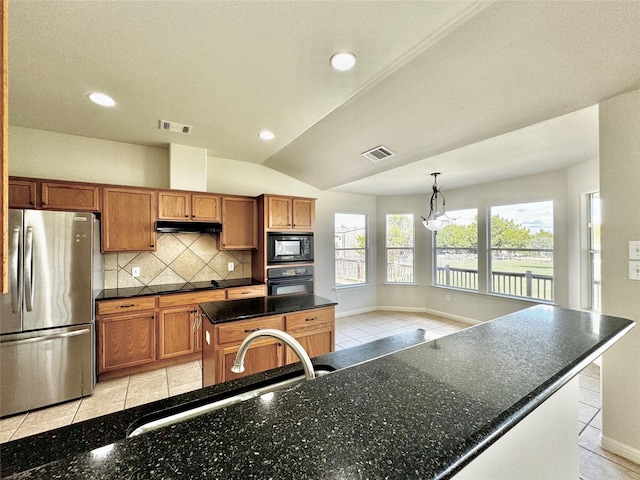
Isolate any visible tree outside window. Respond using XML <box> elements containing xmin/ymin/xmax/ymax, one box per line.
<box><xmin>489</xmin><ymin>201</ymin><xmax>554</xmax><ymax>301</ymax></box>
<box><xmin>434</xmin><ymin>209</ymin><xmax>478</xmax><ymax>290</ymax></box>
<box><xmin>386</xmin><ymin>214</ymin><xmax>414</xmax><ymax>283</ymax></box>
<box><xmin>335</xmin><ymin>214</ymin><xmax>367</xmax><ymax>286</ymax></box>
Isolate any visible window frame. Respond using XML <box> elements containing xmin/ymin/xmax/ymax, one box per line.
<box><xmin>488</xmin><ymin>200</ymin><xmax>554</xmax><ymax>302</ymax></box>
<box><xmin>587</xmin><ymin>192</ymin><xmax>601</xmax><ymax>311</ymax></box>
<box><xmin>385</xmin><ymin>213</ymin><xmax>415</xmax><ymax>284</ymax></box>
<box><xmin>334</xmin><ymin>213</ymin><xmax>368</xmax><ymax>288</ymax></box>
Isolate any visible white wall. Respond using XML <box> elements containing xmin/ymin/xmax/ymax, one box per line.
<box><xmin>376</xmin><ymin>169</ymin><xmax>582</xmax><ymax>322</ymax></box>
<box><xmin>8</xmin><ymin>127</ymin><xmax>377</xmax><ymax>316</ymax></box>
<box><xmin>9</xmin><ymin>126</ymin><xmax>169</xmax><ymax>188</ymax></box>
<box><xmin>599</xmin><ymin>88</ymin><xmax>640</xmax><ymax>463</ymax></box>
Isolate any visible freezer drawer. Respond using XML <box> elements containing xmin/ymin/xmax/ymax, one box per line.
<box><xmin>0</xmin><ymin>324</ymin><xmax>95</xmax><ymax>417</ymax></box>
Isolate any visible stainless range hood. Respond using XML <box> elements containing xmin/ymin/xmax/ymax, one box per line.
<box><xmin>156</xmin><ymin>220</ymin><xmax>222</xmax><ymax>234</ymax></box>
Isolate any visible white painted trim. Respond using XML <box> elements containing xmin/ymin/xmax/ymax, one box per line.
<box><xmin>337</xmin><ymin>305</ymin><xmax>482</xmax><ymax>325</ymax></box>
<box><xmin>377</xmin><ymin>305</ymin><xmax>427</xmax><ymax>313</ymax></box>
<box><xmin>335</xmin><ymin>307</ymin><xmax>377</xmax><ymax>318</ymax></box>
<box><xmin>424</xmin><ymin>308</ymin><xmax>482</xmax><ymax>325</ymax></box>
<box><xmin>600</xmin><ymin>434</ymin><xmax>640</xmax><ymax>465</ymax></box>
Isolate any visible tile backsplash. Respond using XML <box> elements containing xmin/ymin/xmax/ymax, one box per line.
<box><xmin>103</xmin><ymin>233</ymin><xmax>252</xmax><ymax>289</ymax></box>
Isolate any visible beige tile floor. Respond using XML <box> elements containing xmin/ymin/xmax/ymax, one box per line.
<box><xmin>1</xmin><ymin>310</ymin><xmax>639</xmax><ymax>479</ymax></box>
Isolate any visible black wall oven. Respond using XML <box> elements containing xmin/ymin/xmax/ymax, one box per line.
<box><xmin>267</xmin><ymin>266</ymin><xmax>314</xmax><ymax>296</ymax></box>
<box><xmin>267</xmin><ymin>233</ymin><xmax>313</xmax><ymax>264</ymax></box>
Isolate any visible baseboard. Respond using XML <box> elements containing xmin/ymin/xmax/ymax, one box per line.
<box><xmin>335</xmin><ymin>306</ymin><xmax>378</xmax><ymax>318</ymax></box>
<box><xmin>336</xmin><ymin>305</ymin><xmax>481</xmax><ymax>325</ymax></box>
<box><xmin>600</xmin><ymin>434</ymin><xmax>640</xmax><ymax>465</ymax></box>
<box><xmin>377</xmin><ymin>305</ymin><xmax>427</xmax><ymax>313</ymax></box>
<box><xmin>423</xmin><ymin>308</ymin><xmax>482</xmax><ymax>325</ymax></box>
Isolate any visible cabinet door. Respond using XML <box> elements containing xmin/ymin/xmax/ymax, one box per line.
<box><xmin>158</xmin><ymin>191</ymin><xmax>190</xmax><ymax>220</ymax></box>
<box><xmin>41</xmin><ymin>182</ymin><xmax>99</xmax><ymax>211</ymax></box>
<box><xmin>195</xmin><ymin>310</ymin><xmax>203</xmax><ymax>353</ymax></box>
<box><xmin>158</xmin><ymin>306</ymin><xmax>196</xmax><ymax>359</ymax></box>
<box><xmin>98</xmin><ymin>313</ymin><xmax>156</xmax><ymax>373</ymax></box>
<box><xmin>267</xmin><ymin>196</ymin><xmax>292</xmax><ymax>230</ymax></box>
<box><xmin>191</xmin><ymin>194</ymin><xmax>221</xmax><ymax>222</ymax></box>
<box><xmin>8</xmin><ymin>179</ymin><xmax>36</xmax><ymax>208</ymax></box>
<box><xmin>221</xmin><ymin>196</ymin><xmax>257</xmax><ymax>250</ymax></box>
<box><xmin>292</xmin><ymin>198</ymin><xmax>314</xmax><ymax>230</ymax></box>
<box><xmin>216</xmin><ymin>340</ymin><xmax>282</xmax><ymax>383</ymax></box>
<box><xmin>102</xmin><ymin>187</ymin><xmax>156</xmax><ymax>252</ymax></box>
<box><xmin>286</xmin><ymin>329</ymin><xmax>333</xmax><ymax>365</ymax></box>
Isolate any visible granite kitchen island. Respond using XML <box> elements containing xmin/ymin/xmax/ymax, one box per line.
<box><xmin>0</xmin><ymin>305</ymin><xmax>634</xmax><ymax>479</ymax></box>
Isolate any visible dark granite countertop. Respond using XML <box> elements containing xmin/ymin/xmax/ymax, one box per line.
<box><xmin>96</xmin><ymin>278</ymin><xmax>263</xmax><ymax>300</ymax></box>
<box><xmin>200</xmin><ymin>293</ymin><xmax>338</xmax><ymax>324</ymax></box>
<box><xmin>1</xmin><ymin>306</ymin><xmax>634</xmax><ymax>479</ymax></box>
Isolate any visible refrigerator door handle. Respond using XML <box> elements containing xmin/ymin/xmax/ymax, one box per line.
<box><xmin>24</xmin><ymin>226</ymin><xmax>34</xmax><ymax>312</ymax></box>
<box><xmin>10</xmin><ymin>226</ymin><xmax>21</xmax><ymax>313</ymax></box>
<box><xmin>0</xmin><ymin>328</ymin><xmax>90</xmax><ymax>347</ymax></box>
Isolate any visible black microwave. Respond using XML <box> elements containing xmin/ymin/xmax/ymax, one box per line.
<box><xmin>267</xmin><ymin>233</ymin><xmax>314</xmax><ymax>264</ymax></box>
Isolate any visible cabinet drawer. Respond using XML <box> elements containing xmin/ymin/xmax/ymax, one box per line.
<box><xmin>226</xmin><ymin>285</ymin><xmax>266</xmax><ymax>300</ymax></box>
<box><xmin>216</xmin><ymin>316</ymin><xmax>284</xmax><ymax>345</ymax></box>
<box><xmin>157</xmin><ymin>290</ymin><xmax>226</xmax><ymax>308</ymax></box>
<box><xmin>97</xmin><ymin>297</ymin><xmax>156</xmax><ymax>316</ymax></box>
<box><xmin>285</xmin><ymin>307</ymin><xmax>334</xmax><ymax>332</ymax></box>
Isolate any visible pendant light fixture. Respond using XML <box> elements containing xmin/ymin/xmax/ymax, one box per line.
<box><xmin>421</xmin><ymin>172</ymin><xmax>451</xmax><ymax>231</ymax></box>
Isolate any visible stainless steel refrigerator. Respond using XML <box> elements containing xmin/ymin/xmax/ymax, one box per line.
<box><xmin>0</xmin><ymin>209</ymin><xmax>103</xmax><ymax>417</ymax></box>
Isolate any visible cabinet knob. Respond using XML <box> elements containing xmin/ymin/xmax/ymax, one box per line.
<box><xmin>192</xmin><ymin>215</ymin><xmax>196</xmax><ymax>218</ymax></box>
<box><xmin>30</xmin><ymin>201</ymin><xmax>36</xmax><ymax>205</ymax></box>
<box><xmin>305</xmin><ymin>317</ymin><xmax>319</xmax><ymax>322</ymax></box>
<box><xmin>244</xmin><ymin>327</ymin><xmax>260</xmax><ymax>333</ymax></box>
<box><xmin>184</xmin><ymin>215</ymin><xmax>189</xmax><ymax>218</ymax></box>
<box><xmin>150</xmin><ymin>244</ymin><xmax>154</xmax><ymax>248</ymax></box>
<box><xmin>42</xmin><ymin>201</ymin><xmax>47</xmax><ymax>205</ymax></box>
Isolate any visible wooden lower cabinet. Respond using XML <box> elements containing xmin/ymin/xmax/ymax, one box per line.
<box><xmin>158</xmin><ymin>306</ymin><xmax>196</xmax><ymax>359</ymax></box>
<box><xmin>284</xmin><ymin>307</ymin><xmax>335</xmax><ymax>365</ymax></box>
<box><xmin>98</xmin><ymin>312</ymin><xmax>156</xmax><ymax>373</ymax></box>
<box><xmin>202</xmin><ymin>306</ymin><xmax>335</xmax><ymax>387</ymax></box>
<box><xmin>97</xmin><ymin>289</ymin><xmax>223</xmax><ymax>379</ymax></box>
<box><xmin>216</xmin><ymin>340</ymin><xmax>283</xmax><ymax>383</ymax></box>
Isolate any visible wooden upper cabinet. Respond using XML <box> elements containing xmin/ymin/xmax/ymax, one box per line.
<box><xmin>191</xmin><ymin>194</ymin><xmax>220</xmax><ymax>222</ymax></box>
<box><xmin>41</xmin><ymin>182</ymin><xmax>99</xmax><ymax>211</ymax></box>
<box><xmin>221</xmin><ymin>196</ymin><xmax>257</xmax><ymax>250</ymax></box>
<box><xmin>266</xmin><ymin>195</ymin><xmax>315</xmax><ymax>231</ymax></box>
<box><xmin>158</xmin><ymin>191</ymin><xmax>189</xmax><ymax>220</ymax></box>
<box><xmin>102</xmin><ymin>187</ymin><xmax>156</xmax><ymax>252</ymax></box>
<box><xmin>292</xmin><ymin>198</ymin><xmax>314</xmax><ymax>230</ymax></box>
<box><xmin>8</xmin><ymin>178</ymin><xmax>99</xmax><ymax>211</ymax></box>
<box><xmin>158</xmin><ymin>190</ymin><xmax>221</xmax><ymax>222</ymax></box>
<box><xmin>8</xmin><ymin>179</ymin><xmax>36</xmax><ymax>208</ymax></box>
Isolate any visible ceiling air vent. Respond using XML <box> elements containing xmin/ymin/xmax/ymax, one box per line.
<box><xmin>361</xmin><ymin>145</ymin><xmax>396</xmax><ymax>162</ymax></box>
<box><xmin>159</xmin><ymin>120</ymin><xmax>193</xmax><ymax>135</ymax></box>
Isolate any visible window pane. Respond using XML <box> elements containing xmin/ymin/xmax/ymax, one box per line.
<box><xmin>489</xmin><ymin>201</ymin><xmax>554</xmax><ymax>301</ymax></box>
<box><xmin>491</xmin><ymin>201</ymin><xmax>553</xmax><ymax>248</ymax></box>
<box><xmin>335</xmin><ymin>214</ymin><xmax>367</xmax><ymax>286</ymax></box>
<box><xmin>386</xmin><ymin>214</ymin><xmax>414</xmax><ymax>283</ymax></box>
<box><xmin>434</xmin><ymin>209</ymin><xmax>478</xmax><ymax>290</ymax></box>
<box><xmin>387</xmin><ymin>249</ymin><xmax>414</xmax><ymax>283</ymax></box>
<box><xmin>386</xmin><ymin>214</ymin><xmax>414</xmax><ymax>247</ymax></box>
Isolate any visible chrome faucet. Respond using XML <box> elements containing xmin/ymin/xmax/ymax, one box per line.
<box><xmin>231</xmin><ymin>329</ymin><xmax>316</xmax><ymax>381</ymax></box>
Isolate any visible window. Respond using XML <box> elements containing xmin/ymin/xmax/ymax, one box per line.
<box><xmin>489</xmin><ymin>201</ymin><xmax>554</xmax><ymax>301</ymax></box>
<box><xmin>588</xmin><ymin>193</ymin><xmax>601</xmax><ymax>311</ymax></box>
<box><xmin>386</xmin><ymin>214</ymin><xmax>414</xmax><ymax>283</ymax></box>
<box><xmin>434</xmin><ymin>209</ymin><xmax>478</xmax><ymax>290</ymax></box>
<box><xmin>335</xmin><ymin>214</ymin><xmax>367</xmax><ymax>286</ymax></box>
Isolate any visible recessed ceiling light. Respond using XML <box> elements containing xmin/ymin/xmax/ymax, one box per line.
<box><xmin>330</xmin><ymin>52</ymin><xmax>357</xmax><ymax>71</ymax></box>
<box><xmin>88</xmin><ymin>92</ymin><xmax>116</xmax><ymax>107</ymax></box>
<box><xmin>259</xmin><ymin>130</ymin><xmax>275</xmax><ymax>141</ymax></box>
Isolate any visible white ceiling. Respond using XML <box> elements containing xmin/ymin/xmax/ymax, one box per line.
<box><xmin>8</xmin><ymin>1</ymin><xmax>640</xmax><ymax>195</ymax></box>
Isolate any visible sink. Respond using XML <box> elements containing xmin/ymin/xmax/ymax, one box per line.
<box><xmin>127</xmin><ymin>368</ymin><xmax>333</xmax><ymax>438</ymax></box>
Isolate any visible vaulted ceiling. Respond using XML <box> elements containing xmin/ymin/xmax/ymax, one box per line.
<box><xmin>9</xmin><ymin>1</ymin><xmax>640</xmax><ymax>194</ymax></box>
